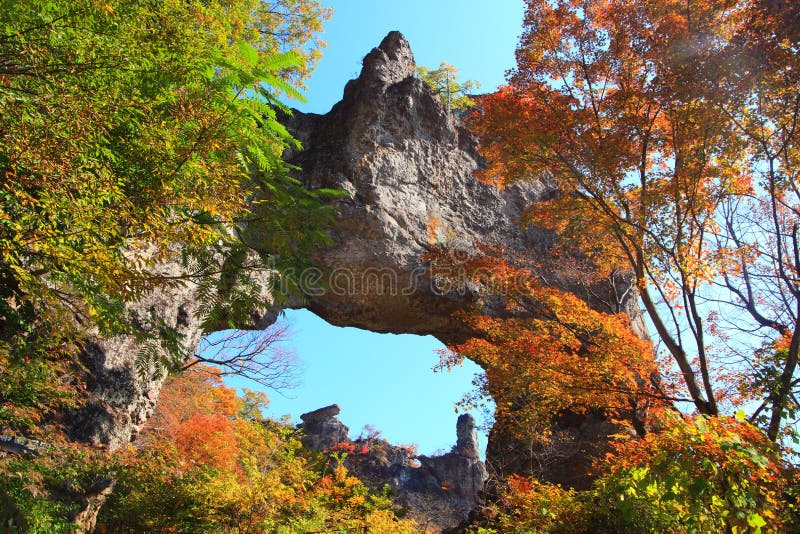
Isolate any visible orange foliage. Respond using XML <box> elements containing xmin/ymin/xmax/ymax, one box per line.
<box><xmin>174</xmin><ymin>413</ymin><xmax>238</xmax><ymax>471</ymax></box>
<box><xmin>490</xmin><ymin>474</ymin><xmax>585</xmax><ymax>532</ymax></box>
<box><xmin>466</xmin><ymin>0</ymin><xmax>800</xmax><ymax>423</ymax></box>
<box><xmin>141</xmin><ymin>366</ymin><xmax>241</xmax><ymax>471</ymax></box>
<box><xmin>426</xmin><ymin>245</ymin><xmax>663</xmax><ymax>438</ymax></box>
<box><xmin>102</xmin><ymin>366</ymin><xmax>417</xmax><ymax>532</ymax></box>
<box><xmin>146</xmin><ymin>366</ymin><xmax>237</xmax><ymax>441</ymax></box>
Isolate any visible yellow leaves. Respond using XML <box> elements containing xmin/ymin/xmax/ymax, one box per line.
<box><xmin>0</xmin><ymin>0</ymin><xmax>334</xmax><ymax>363</ymax></box>
<box><xmin>331</xmin><ymin>463</ymin><xmax>354</xmax><ymax>486</ymax></box>
<box><xmin>347</xmin><ymin>494</ymin><xmax>365</xmax><ymax>506</ymax></box>
<box><xmin>108</xmin><ymin>366</ymin><xmax>415</xmax><ymax>530</ymax></box>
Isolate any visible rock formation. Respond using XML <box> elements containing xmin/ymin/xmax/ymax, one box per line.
<box><xmin>70</xmin><ymin>279</ymin><xmax>207</xmax><ymax>450</ymax></box>
<box><xmin>455</xmin><ymin>413</ymin><xmax>480</xmax><ymax>460</ymax></box>
<box><xmin>74</xmin><ymin>30</ymin><xmax>646</xmax><ymax>496</ymax></box>
<box><xmin>283</xmin><ymin>31</ymin><xmax>645</xmax><ymax>343</ymax></box>
<box><xmin>298</xmin><ymin>404</ymin><xmax>350</xmax><ymax>451</ymax></box>
<box><xmin>298</xmin><ymin>405</ymin><xmax>487</xmax><ymax>532</ymax></box>
<box><xmin>281</xmin><ymin>31</ymin><xmax>646</xmax><ymax>488</ymax></box>
<box><xmin>68</xmin><ymin>262</ymin><xmax>278</xmax><ymax>451</ymax></box>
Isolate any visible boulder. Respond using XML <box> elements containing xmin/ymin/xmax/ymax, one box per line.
<box><xmin>299</xmin><ymin>404</ymin><xmax>350</xmax><ymax>451</ymax></box>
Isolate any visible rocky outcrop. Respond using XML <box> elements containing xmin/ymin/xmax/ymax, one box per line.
<box><xmin>486</xmin><ymin>411</ymin><xmax>638</xmax><ymax>490</ymax></box>
<box><xmin>283</xmin><ymin>31</ymin><xmax>645</xmax><ymax>343</ymax></box>
<box><xmin>280</xmin><ymin>31</ymin><xmax>646</xmax><ymax>488</ymax></box>
<box><xmin>455</xmin><ymin>413</ymin><xmax>480</xmax><ymax>460</ymax></box>
<box><xmin>68</xmin><ymin>265</ymin><xmax>276</xmax><ymax>450</ymax></box>
<box><xmin>298</xmin><ymin>406</ymin><xmax>487</xmax><ymax>532</ymax></box>
<box><xmin>69</xmin><ymin>280</ymin><xmax>206</xmax><ymax>450</ymax></box>
<box><xmin>298</xmin><ymin>404</ymin><xmax>350</xmax><ymax>451</ymax></box>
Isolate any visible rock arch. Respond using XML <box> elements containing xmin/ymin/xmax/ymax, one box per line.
<box><xmin>76</xmin><ymin>32</ymin><xmax>644</xmax><ymax>491</ymax></box>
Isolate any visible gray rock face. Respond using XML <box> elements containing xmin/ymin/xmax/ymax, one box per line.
<box><xmin>283</xmin><ymin>32</ymin><xmax>552</xmax><ymax>344</ymax></box>
<box><xmin>487</xmin><ymin>411</ymin><xmax>638</xmax><ymax>491</ymax></box>
<box><xmin>456</xmin><ymin>413</ymin><xmax>480</xmax><ymax>460</ymax></box>
<box><xmin>68</xmin><ymin>263</ymin><xmax>276</xmax><ymax>450</ymax></box>
<box><xmin>413</xmin><ymin>452</ymin><xmax>488</xmax><ymax>529</ymax></box>
<box><xmin>69</xmin><ymin>280</ymin><xmax>206</xmax><ymax>450</ymax></box>
<box><xmin>284</xmin><ymin>31</ymin><xmax>645</xmax><ymax>344</ymax></box>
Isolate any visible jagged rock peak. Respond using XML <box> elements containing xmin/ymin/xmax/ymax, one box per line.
<box><xmin>361</xmin><ymin>31</ymin><xmax>415</xmax><ymax>86</ymax></box>
<box><xmin>297</xmin><ymin>405</ymin><xmax>487</xmax><ymax>531</ymax></box>
<box><xmin>456</xmin><ymin>413</ymin><xmax>480</xmax><ymax>460</ymax></box>
<box><xmin>298</xmin><ymin>404</ymin><xmax>349</xmax><ymax>451</ymax></box>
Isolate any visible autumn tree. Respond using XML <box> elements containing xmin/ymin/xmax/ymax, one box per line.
<box><xmin>96</xmin><ymin>366</ymin><xmax>417</xmax><ymax>533</ymax></box>
<box><xmin>0</xmin><ymin>0</ymin><xmax>338</xmax><ymax>433</ymax></box>
<box><xmin>471</xmin><ymin>0</ymin><xmax>800</xmax><ymax>442</ymax></box>
<box><xmin>416</xmin><ymin>62</ymin><xmax>480</xmax><ymax>111</ymax></box>
<box><xmin>589</xmin><ymin>414</ymin><xmax>793</xmax><ymax>532</ymax></box>
<box><xmin>426</xmin><ymin>244</ymin><xmax>666</xmax><ymax>486</ymax></box>
<box><xmin>703</xmin><ymin>0</ymin><xmax>800</xmax><ymax>442</ymax></box>
<box><xmin>470</xmin><ymin>415</ymin><xmax>798</xmax><ymax>533</ymax></box>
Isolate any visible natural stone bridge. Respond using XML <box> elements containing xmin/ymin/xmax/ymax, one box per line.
<box><xmin>75</xmin><ymin>31</ymin><xmax>644</xmax><ymax>498</ymax></box>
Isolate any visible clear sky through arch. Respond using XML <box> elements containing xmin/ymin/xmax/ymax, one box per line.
<box><xmin>226</xmin><ymin>309</ymin><xmax>492</xmax><ymax>457</ymax></box>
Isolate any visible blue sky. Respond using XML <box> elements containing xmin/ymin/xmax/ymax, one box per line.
<box><xmin>295</xmin><ymin>0</ymin><xmax>525</xmax><ymax>114</ymax></box>
<box><xmin>227</xmin><ymin>0</ymin><xmax>525</xmax><ymax>457</ymax></box>
<box><xmin>226</xmin><ymin>309</ymin><xmax>492</xmax><ymax>456</ymax></box>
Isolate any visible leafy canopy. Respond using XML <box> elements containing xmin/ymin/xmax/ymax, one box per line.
<box><xmin>470</xmin><ymin>0</ymin><xmax>800</xmax><ymax>442</ymax></box>
<box><xmin>416</xmin><ymin>62</ymin><xmax>480</xmax><ymax>111</ymax></box>
<box><xmin>0</xmin><ymin>0</ymin><xmax>338</xmax><ymax>425</ymax></box>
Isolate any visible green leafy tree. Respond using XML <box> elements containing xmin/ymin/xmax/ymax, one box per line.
<box><xmin>0</xmin><ymin>0</ymin><xmax>337</xmax><ymax>433</ymax></box>
<box><xmin>416</xmin><ymin>62</ymin><xmax>479</xmax><ymax>111</ymax></box>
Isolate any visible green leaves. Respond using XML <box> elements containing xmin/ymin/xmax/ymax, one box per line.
<box><xmin>748</xmin><ymin>513</ymin><xmax>767</xmax><ymax>531</ymax></box>
<box><xmin>589</xmin><ymin>416</ymin><xmax>791</xmax><ymax>532</ymax></box>
<box><xmin>0</xmin><ymin>0</ymin><xmax>336</xmax><ymax>419</ymax></box>
<box><xmin>236</xmin><ymin>40</ymin><xmax>260</xmax><ymax>67</ymax></box>
<box><xmin>416</xmin><ymin>61</ymin><xmax>479</xmax><ymax>111</ymax></box>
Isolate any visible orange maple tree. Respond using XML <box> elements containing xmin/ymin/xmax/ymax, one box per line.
<box><xmin>427</xmin><ymin>246</ymin><xmax>664</xmax><ymax>441</ymax></box>
<box><xmin>470</xmin><ymin>0</ymin><xmax>800</xmax><ymax>442</ymax></box>
<box><xmin>142</xmin><ymin>366</ymin><xmax>240</xmax><ymax>470</ymax></box>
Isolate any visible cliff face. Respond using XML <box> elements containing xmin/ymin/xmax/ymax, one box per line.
<box><xmin>285</xmin><ymin>32</ymin><xmax>645</xmax><ymax>344</ymax></box>
<box><xmin>70</xmin><ymin>267</ymin><xmax>277</xmax><ymax>450</ymax></box>
<box><xmin>75</xmin><ymin>31</ymin><xmax>645</xmax><ymax>498</ymax></box>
